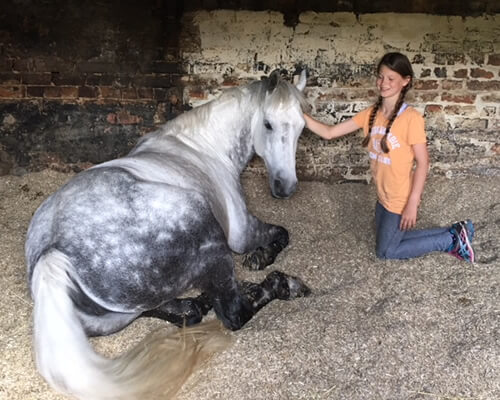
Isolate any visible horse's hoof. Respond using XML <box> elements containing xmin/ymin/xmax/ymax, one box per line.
<box><xmin>286</xmin><ymin>275</ymin><xmax>311</xmax><ymax>299</ymax></box>
<box><xmin>242</xmin><ymin>251</ymin><xmax>261</xmax><ymax>270</ymax></box>
<box><xmin>273</xmin><ymin>226</ymin><xmax>289</xmax><ymax>248</ymax></box>
<box><xmin>264</xmin><ymin>270</ymin><xmax>311</xmax><ymax>300</ymax></box>
<box><xmin>243</xmin><ymin>247</ymin><xmax>275</xmax><ymax>270</ymax></box>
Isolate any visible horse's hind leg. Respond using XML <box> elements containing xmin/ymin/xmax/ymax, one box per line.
<box><xmin>77</xmin><ymin>310</ymin><xmax>141</xmax><ymax>337</ymax></box>
<box><xmin>140</xmin><ymin>293</ymin><xmax>212</xmax><ymax>327</ymax></box>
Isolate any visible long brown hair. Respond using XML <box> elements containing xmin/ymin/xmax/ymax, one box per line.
<box><xmin>362</xmin><ymin>52</ymin><xmax>414</xmax><ymax>153</ymax></box>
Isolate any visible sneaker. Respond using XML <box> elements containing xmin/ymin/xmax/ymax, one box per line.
<box><xmin>451</xmin><ymin>220</ymin><xmax>475</xmax><ymax>242</ymax></box>
<box><xmin>448</xmin><ymin>220</ymin><xmax>475</xmax><ymax>263</ymax></box>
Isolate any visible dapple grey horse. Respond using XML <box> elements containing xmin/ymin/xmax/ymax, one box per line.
<box><xmin>25</xmin><ymin>70</ymin><xmax>310</xmax><ymax>399</ymax></box>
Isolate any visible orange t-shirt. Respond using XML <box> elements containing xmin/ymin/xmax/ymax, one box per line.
<box><xmin>352</xmin><ymin>104</ymin><xmax>427</xmax><ymax>214</ymax></box>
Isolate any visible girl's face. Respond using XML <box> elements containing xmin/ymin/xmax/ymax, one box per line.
<box><xmin>376</xmin><ymin>65</ymin><xmax>411</xmax><ymax>100</ymax></box>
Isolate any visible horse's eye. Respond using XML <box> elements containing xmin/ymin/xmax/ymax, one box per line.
<box><xmin>264</xmin><ymin>120</ymin><xmax>273</xmax><ymax>131</ymax></box>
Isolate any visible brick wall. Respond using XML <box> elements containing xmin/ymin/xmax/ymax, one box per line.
<box><xmin>0</xmin><ymin>1</ymin><xmax>185</xmax><ymax>174</ymax></box>
<box><xmin>180</xmin><ymin>11</ymin><xmax>500</xmax><ymax>180</ymax></box>
<box><xmin>0</xmin><ymin>4</ymin><xmax>499</xmax><ymax>179</ymax></box>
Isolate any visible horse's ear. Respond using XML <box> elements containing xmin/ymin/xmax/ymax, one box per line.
<box><xmin>295</xmin><ymin>69</ymin><xmax>307</xmax><ymax>92</ymax></box>
<box><xmin>267</xmin><ymin>69</ymin><xmax>280</xmax><ymax>92</ymax></box>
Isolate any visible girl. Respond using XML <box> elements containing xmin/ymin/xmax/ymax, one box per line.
<box><xmin>304</xmin><ymin>52</ymin><xmax>475</xmax><ymax>262</ymax></box>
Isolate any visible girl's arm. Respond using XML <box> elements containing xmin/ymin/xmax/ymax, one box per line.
<box><xmin>400</xmin><ymin>143</ymin><xmax>430</xmax><ymax>230</ymax></box>
<box><xmin>304</xmin><ymin>113</ymin><xmax>360</xmax><ymax>140</ymax></box>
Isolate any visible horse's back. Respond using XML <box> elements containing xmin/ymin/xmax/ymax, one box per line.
<box><xmin>26</xmin><ymin>166</ymin><xmax>228</xmax><ymax>311</ymax></box>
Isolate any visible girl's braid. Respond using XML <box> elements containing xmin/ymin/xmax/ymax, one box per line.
<box><xmin>380</xmin><ymin>84</ymin><xmax>409</xmax><ymax>153</ymax></box>
<box><xmin>361</xmin><ymin>96</ymin><xmax>383</xmax><ymax>148</ymax></box>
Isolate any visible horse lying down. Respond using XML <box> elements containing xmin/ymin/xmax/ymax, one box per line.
<box><xmin>25</xmin><ymin>70</ymin><xmax>311</xmax><ymax>399</ymax></box>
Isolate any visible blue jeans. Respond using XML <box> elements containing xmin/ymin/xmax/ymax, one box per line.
<box><xmin>375</xmin><ymin>202</ymin><xmax>454</xmax><ymax>260</ymax></box>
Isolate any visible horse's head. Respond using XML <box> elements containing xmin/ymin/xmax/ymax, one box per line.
<box><xmin>253</xmin><ymin>69</ymin><xmax>307</xmax><ymax>199</ymax></box>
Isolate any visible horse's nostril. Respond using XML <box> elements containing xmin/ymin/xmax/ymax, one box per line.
<box><xmin>273</xmin><ymin>179</ymin><xmax>283</xmax><ymax>191</ymax></box>
<box><xmin>272</xmin><ymin>179</ymin><xmax>296</xmax><ymax>199</ymax></box>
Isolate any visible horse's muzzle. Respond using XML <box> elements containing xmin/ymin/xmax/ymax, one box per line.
<box><xmin>271</xmin><ymin>178</ymin><xmax>297</xmax><ymax>199</ymax></box>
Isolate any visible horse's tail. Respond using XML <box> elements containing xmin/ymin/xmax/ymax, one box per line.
<box><xmin>31</xmin><ymin>249</ymin><xmax>232</xmax><ymax>400</ymax></box>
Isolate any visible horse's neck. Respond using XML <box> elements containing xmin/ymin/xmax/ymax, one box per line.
<box><xmin>172</xmin><ymin>93</ymin><xmax>257</xmax><ymax>173</ymax></box>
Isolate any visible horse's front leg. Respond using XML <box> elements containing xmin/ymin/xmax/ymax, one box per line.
<box><xmin>239</xmin><ymin>270</ymin><xmax>311</xmax><ymax>313</ymax></box>
<box><xmin>242</xmin><ymin>222</ymin><xmax>289</xmax><ymax>270</ymax></box>
<box><xmin>205</xmin><ymin>263</ymin><xmax>310</xmax><ymax>331</ymax></box>
<box><xmin>220</xmin><ymin>180</ymin><xmax>290</xmax><ymax>270</ymax></box>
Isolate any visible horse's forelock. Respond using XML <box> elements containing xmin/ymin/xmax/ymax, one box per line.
<box><xmin>262</xmin><ymin>79</ymin><xmax>309</xmax><ymax>113</ymax></box>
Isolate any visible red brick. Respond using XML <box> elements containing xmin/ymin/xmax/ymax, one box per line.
<box><xmin>78</xmin><ymin>86</ymin><xmax>98</xmax><ymax>98</ymax></box>
<box><xmin>433</xmin><ymin>67</ymin><xmax>447</xmax><ymax>78</ymax></box>
<box><xmin>121</xmin><ymin>88</ymin><xmax>138</xmax><ymax>99</ymax></box>
<box><xmin>470</xmin><ymin>68</ymin><xmax>494</xmax><ymax>79</ymax></box>
<box><xmin>86</xmin><ymin>73</ymin><xmax>121</xmax><ymax>86</ymax></box>
<box><xmin>100</xmin><ymin>87</ymin><xmax>121</xmax><ymax>99</ymax></box>
<box><xmin>26</xmin><ymin>86</ymin><xmax>44</xmax><ymax>97</ymax></box>
<box><xmin>60</xmin><ymin>87</ymin><xmax>79</xmax><ymax>98</ymax></box>
<box><xmin>222</xmin><ymin>76</ymin><xmax>241</xmax><ymax>87</ymax></box>
<box><xmin>44</xmin><ymin>86</ymin><xmax>62</xmax><ymax>98</ymax></box>
<box><xmin>487</xmin><ymin>54</ymin><xmax>500</xmax><ymax>65</ymax></box>
<box><xmin>467</xmin><ymin>80</ymin><xmax>500</xmax><ymax>91</ymax></box>
<box><xmin>424</xmin><ymin>104</ymin><xmax>443</xmax><ymax>114</ymax></box>
<box><xmin>442</xmin><ymin>80</ymin><xmax>463</xmax><ymax>90</ymax></box>
<box><xmin>188</xmin><ymin>89</ymin><xmax>207</xmax><ymax>100</ymax></box>
<box><xmin>413</xmin><ymin>92</ymin><xmax>440</xmax><ymax>102</ymax></box>
<box><xmin>413</xmin><ymin>80</ymin><xmax>439</xmax><ymax>90</ymax></box>
<box><xmin>453</xmin><ymin>69</ymin><xmax>468</xmax><ymax>78</ymax></box>
<box><xmin>420</xmin><ymin>69</ymin><xmax>431</xmax><ymax>78</ymax></box>
<box><xmin>433</xmin><ymin>53</ymin><xmax>466</xmax><ymax>65</ymax></box>
<box><xmin>52</xmin><ymin>73</ymin><xmax>86</xmax><ymax>86</ymax></box>
<box><xmin>441</xmin><ymin>92</ymin><xmax>476</xmax><ymax>104</ymax></box>
<box><xmin>0</xmin><ymin>85</ymin><xmax>24</xmax><ymax>98</ymax></box>
<box><xmin>106</xmin><ymin>110</ymin><xmax>143</xmax><ymax>125</ymax></box>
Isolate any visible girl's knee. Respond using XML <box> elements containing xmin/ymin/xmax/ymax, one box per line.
<box><xmin>376</xmin><ymin>246</ymin><xmax>398</xmax><ymax>260</ymax></box>
<box><xmin>375</xmin><ymin>245</ymin><xmax>388</xmax><ymax>259</ymax></box>
<box><xmin>376</xmin><ymin>252</ymin><xmax>390</xmax><ymax>260</ymax></box>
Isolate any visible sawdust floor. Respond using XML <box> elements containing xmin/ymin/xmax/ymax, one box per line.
<box><xmin>0</xmin><ymin>170</ymin><xmax>499</xmax><ymax>400</ymax></box>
